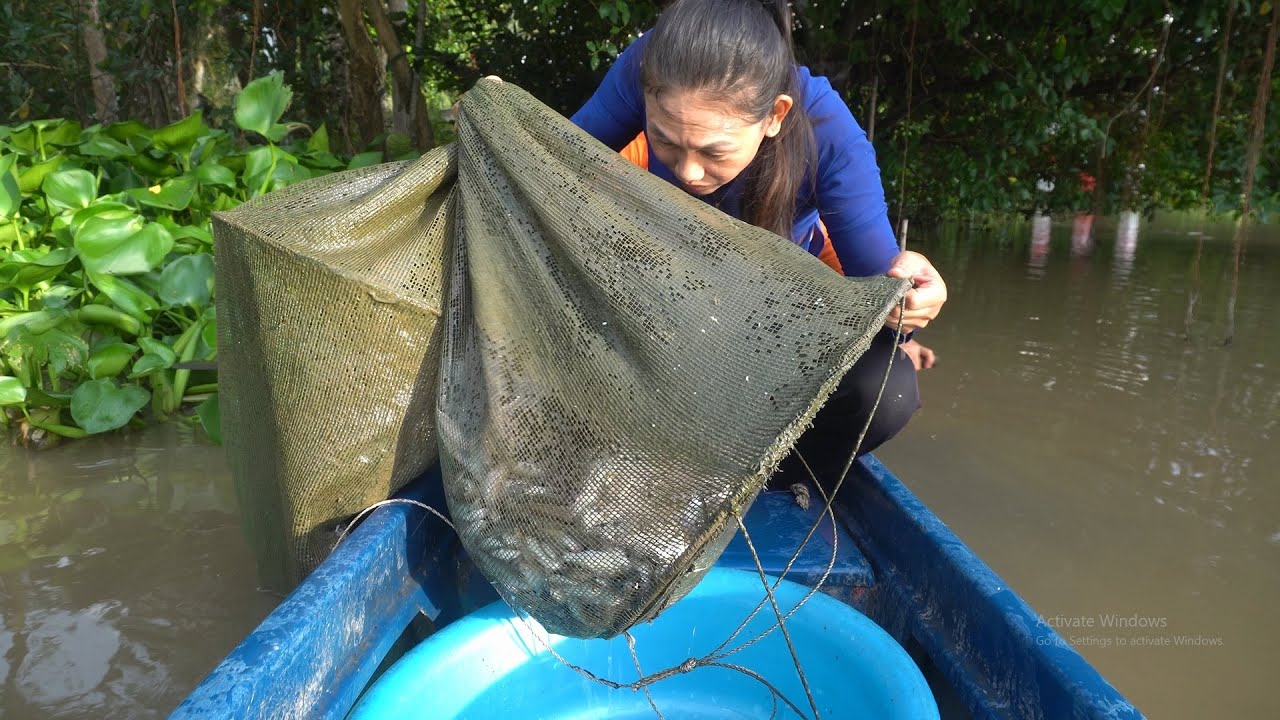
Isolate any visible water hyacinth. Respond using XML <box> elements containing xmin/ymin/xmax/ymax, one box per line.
<box><xmin>0</xmin><ymin>74</ymin><xmax>412</xmax><ymax>447</ymax></box>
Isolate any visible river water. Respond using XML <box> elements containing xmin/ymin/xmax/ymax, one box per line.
<box><xmin>1</xmin><ymin>213</ymin><xmax>1276</xmax><ymax>718</ymax></box>
<box><xmin>878</xmin><ymin>213</ymin><xmax>1279</xmax><ymax>718</ymax></box>
<box><xmin>0</xmin><ymin>425</ymin><xmax>275</xmax><ymax>719</ymax></box>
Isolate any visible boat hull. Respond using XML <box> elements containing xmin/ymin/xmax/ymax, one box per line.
<box><xmin>172</xmin><ymin>456</ymin><xmax>1144</xmax><ymax>719</ymax></box>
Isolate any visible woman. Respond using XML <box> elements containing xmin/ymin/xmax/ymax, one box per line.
<box><xmin>568</xmin><ymin>0</ymin><xmax>946</xmax><ymax>467</ymax></box>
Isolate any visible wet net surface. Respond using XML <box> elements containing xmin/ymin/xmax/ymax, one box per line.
<box><xmin>214</xmin><ymin>79</ymin><xmax>907</xmax><ymax>638</ymax></box>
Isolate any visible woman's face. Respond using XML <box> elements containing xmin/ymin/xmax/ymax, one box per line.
<box><xmin>644</xmin><ymin>89</ymin><xmax>792</xmax><ymax>196</ymax></box>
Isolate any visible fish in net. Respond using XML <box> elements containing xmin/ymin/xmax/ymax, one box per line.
<box><xmin>213</xmin><ymin>78</ymin><xmax>907</xmax><ymax>645</ymax></box>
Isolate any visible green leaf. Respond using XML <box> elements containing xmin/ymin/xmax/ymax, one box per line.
<box><xmin>0</xmin><ymin>309</ymin><xmax>71</xmax><ymax>339</ymax></box>
<box><xmin>129</xmin><ymin>336</ymin><xmax>176</xmax><ymax>376</ymax></box>
<box><xmin>43</xmin><ymin>120</ymin><xmax>83</xmax><ymax>147</ymax></box>
<box><xmin>152</xmin><ymin>112</ymin><xmax>208</xmax><ymax>153</ymax></box>
<box><xmin>37</xmin><ymin>284</ymin><xmax>82</xmax><ymax>310</ymax></box>
<box><xmin>70</xmin><ymin>201</ymin><xmax>133</xmax><ymax>235</ymax></box>
<box><xmin>200</xmin><ymin>312</ymin><xmax>217</xmax><ymax>351</ymax></box>
<box><xmin>24</xmin><ymin>386</ymin><xmax>72</xmax><ymax>407</ymax></box>
<box><xmin>265</xmin><ymin>122</ymin><xmax>309</xmax><ymax>144</ymax></box>
<box><xmin>88</xmin><ymin>342</ymin><xmax>138</xmax><ymax>379</ymax></box>
<box><xmin>138</xmin><ymin>337</ymin><xmax>176</xmax><ymax>360</ymax></box>
<box><xmin>87</xmin><ymin>273</ymin><xmax>159</xmax><ymax>320</ymax></box>
<box><xmin>385</xmin><ymin>132</ymin><xmax>412</xmax><ymax>159</ymax></box>
<box><xmin>33</xmin><ymin>328</ymin><xmax>89</xmax><ymax>379</ymax></box>
<box><xmin>78</xmin><ymin>134</ymin><xmax>135</xmax><ymax>159</ymax></box>
<box><xmin>242</xmin><ymin>146</ymin><xmax>273</xmax><ymax>190</ymax></box>
<box><xmin>128</xmin><ymin>150</ymin><xmax>178</xmax><ymax>179</ymax></box>
<box><xmin>194</xmin><ymin>162</ymin><xmax>236</xmax><ymax>190</ymax></box>
<box><xmin>3</xmin><ymin>325</ymin><xmax>89</xmax><ymax>380</ymax></box>
<box><xmin>129</xmin><ymin>354</ymin><xmax>169</xmax><ymax>378</ymax></box>
<box><xmin>70</xmin><ymin>379</ymin><xmax>149</xmax><ymax>434</ymax></box>
<box><xmin>0</xmin><ymin>153</ymin><xmax>20</xmax><ymax>218</ymax></box>
<box><xmin>243</xmin><ymin>145</ymin><xmax>305</xmax><ymax>194</ymax></box>
<box><xmin>18</xmin><ymin>156</ymin><xmax>65</xmax><ymax>194</ymax></box>
<box><xmin>235</xmin><ymin>72</ymin><xmax>293</xmax><ymax>137</ymax></box>
<box><xmin>348</xmin><ymin>151</ymin><xmax>383</xmax><ymax>170</ymax></box>
<box><xmin>43</xmin><ymin>169</ymin><xmax>99</xmax><ymax>211</ymax></box>
<box><xmin>168</xmin><ymin>223</ymin><xmax>213</xmax><ymax>244</ymax></box>
<box><xmin>127</xmin><ymin>176</ymin><xmax>196</xmax><ymax>211</ymax></box>
<box><xmin>0</xmin><ymin>376</ymin><xmax>25</xmax><ymax>405</ymax></box>
<box><xmin>197</xmin><ymin>393</ymin><xmax>221</xmax><ymax>444</ymax></box>
<box><xmin>299</xmin><ymin>151</ymin><xmax>345</xmax><ymax>171</ymax></box>
<box><xmin>307</xmin><ymin>123</ymin><xmax>330</xmax><ymax>154</ymax></box>
<box><xmin>103</xmin><ymin>120</ymin><xmax>153</xmax><ymax>145</ymax></box>
<box><xmin>158</xmin><ymin>254</ymin><xmax>214</xmax><ymax>308</ymax></box>
<box><xmin>76</xmin><ymin>216</ymin><xmax>174</xmax><ymax>275</ymax></box>
<box><xmin>0</xmin><ymin>247</ymin><xmax>77</xmax><ymax>292</ymax></box>
<box><xmin>4</xmin><ymin>127</ymin><xmax>37</xmax><ymax>153</ymax></box>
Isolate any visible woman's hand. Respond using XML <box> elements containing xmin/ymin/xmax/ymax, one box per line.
<box><xmin>884</xmin><ymin>250</ymin><xmax>947</xmax><ymax>334</ymax></box>
<box><xmin>899</xmin><ymin>339</ymin><xmax>937</xmax><ymax>370</ymax></box>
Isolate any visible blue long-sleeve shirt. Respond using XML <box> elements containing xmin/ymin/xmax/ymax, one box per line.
<box><xmin>570</xmin><ymin>33</ymin><xmax>900</xmax><ymax>278</ymax></box>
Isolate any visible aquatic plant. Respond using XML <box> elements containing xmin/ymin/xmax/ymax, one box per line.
<box><xmin>0</xmin><ymin>73</ymin><xmax>403</xmax><ymax>447</ymax></box>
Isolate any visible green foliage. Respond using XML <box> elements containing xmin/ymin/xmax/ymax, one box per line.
<box><xmin>70</xmin><ymin>378</ymin><xmax>150</xmax><ymax>433</ymax></box>
<box><xmin>794</xmin><ymin>0</ymin><xmax>1280</xmax><ymax>221</ymax></box>
<box><xmin>0</xmin><ymin>74</ymin><xmax>369</xmax><ymax>444</ymax></box>
<box><xmin>235</xmin><ymin>72</ymin><xmax>297</xmax><ymax>142</ymax></box>
<box><xmin>2</xmin><ymin>0</ymin><xmax>1277</xmax><ymax>446</ymax></box>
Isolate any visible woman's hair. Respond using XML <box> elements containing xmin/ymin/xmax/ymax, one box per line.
<box><xmin>641</xmin><ymin>0</ymin><xmax>816</xmax><ymax>239</ymax></box>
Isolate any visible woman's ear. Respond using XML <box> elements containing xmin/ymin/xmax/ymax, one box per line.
<box><xmin>765</xmin><ymin>94</ymin><xmax>794</xmax><ymax>137</ymax></box>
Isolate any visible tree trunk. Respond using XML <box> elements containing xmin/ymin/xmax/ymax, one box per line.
<box><xmin>337</xmin><ymin>0</ymin><xmax>388</xmax><ymax>153</ymax></box>
<box><xmin>414</xmin><ymin>0</ymin><xmax>426</xmax><ymax>50</ymax></box>
<box><xmin>170</xmin><ymin>0</ymin><xmax>187</xmax><ymax>116</ymax></box>
<box><xmin>1224</xmin><ymin>3</ymin><xmax>1279</xmax><ymax>346</ymax></box>
<box><xmin>364</xmin><ymin>0</ymin><xmax>434</xmax><ymax>151</ymax></box>
<box><xmin>249</xmin><ymin>0</ymin><xmax>262</xmax><ymax>81</ymax></box>
<box><xmin>1122</xmin><ymin>32</ymin><xmax>1167</xmax><ymax>211</ymax></box>
<box><xmin>78</xmin><ymin>0</ymin><xmax>118</xmax><ymax>123</ymax></box>
<box><xmin>1183</xmin><ymin>233</ymin><xmax>1203</xmax><ymax>341</ymax></box>
<box><xmin>1202</xmin><ymin>0</ymin><xmax>1237</xmax><ymax>201</ymax></box>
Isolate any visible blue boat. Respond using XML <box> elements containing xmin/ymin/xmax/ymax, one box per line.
<box><xmin>172</xmin><ymin>456</ymin><xmax>1145</xmax><ymax>719</ymax></box>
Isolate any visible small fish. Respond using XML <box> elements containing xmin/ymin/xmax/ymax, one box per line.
<box><xmin>790</xmin><ymin>482</ymin><xmax>811</xmax><ymax>511</ymax></box>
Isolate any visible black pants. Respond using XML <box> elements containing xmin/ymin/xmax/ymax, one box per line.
<box><xmin>770</xmin><ymin>328</ymin><xmax>920</xmax><ymax>487</ymax></box>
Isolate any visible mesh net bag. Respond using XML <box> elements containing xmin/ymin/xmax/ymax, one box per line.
<box><xmin>440</xmin><ymin>81</ymin><xmax>906</xmax><ymax>637</ymax></box>
<box><xmin>213</xmin><ymin>149</ymin><xmax>454</xmax><ymax>590</ymax></box>
<box><xmin>214</xmin><ymin>78</ymin><xmax>907</xmax><ymax>630</ymax></box>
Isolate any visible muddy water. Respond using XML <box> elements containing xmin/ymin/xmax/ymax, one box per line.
<box><xmin>0</xmin><ymin>424</ymin><xmax>275</xmax><ymax>719</ymax></box>
<box><xmin>878</xmin><ymin>213</ymin><xmax>1280</xmax><ymax>718</ymax></box>
<box><xmin>1</xmin><ymin>213</ymin><xmax>1276</xmax><ymax>718</ymax></box>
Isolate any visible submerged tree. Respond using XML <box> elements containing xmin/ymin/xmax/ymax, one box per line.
<box><xmin>1225</xmin><ymin>1</ymin><xmax>1278</xmax><ymax>346</ymax></box>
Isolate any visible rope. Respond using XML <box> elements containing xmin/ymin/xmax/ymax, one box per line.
<box><xmin>705</xmin><ymin>294</ymin><xmax>909</xmax><ymax>663</ymax></box>
<box><xmin>331</xmin><ymin>293</ymin><xmax>912</xmax><ymax>719</ymax></box>
<box><xmin>626</xmin><ymin>631</ymin><xmax>666</xmax><ymax>720</ymax></box>
<box><xmin>333</xmin><ymin>498</ymin><xmax>456</xmax><ymax>547</ymax></box>
<box><xmin>735</xmin><ymin>513</ymin><xmax>821</xmax><ymax>718</ymax></box>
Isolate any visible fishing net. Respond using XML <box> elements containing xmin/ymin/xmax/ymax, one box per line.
<box><xmin>214</xmin><ymin>79</ymin><xmax>907</xmax><ymax>636</ymax></box>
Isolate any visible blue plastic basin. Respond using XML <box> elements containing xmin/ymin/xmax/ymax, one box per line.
<box><xmin>351</xmin><ymin>567</ymin><xmax>939</xmax><ymax>719</ymax></box>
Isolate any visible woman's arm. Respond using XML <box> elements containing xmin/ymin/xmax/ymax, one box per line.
<box><xmin>803</xmin><ymin>69</ymin><xmax>901</xmax><ymax>278</ymax></box>
<box><xmin>569</xmin><ymin>36</ymin><xmax>649</xmax><ymax>150</ymax></box>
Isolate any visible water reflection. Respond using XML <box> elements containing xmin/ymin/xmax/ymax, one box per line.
<box><xmin>1</xmin><ymin>424</ymin><xmax>276</xmax><ymax>719</ymax></box>
<box><xmin>1071</xmin><ymin>213</ymin><xmax>1095</xmax><ymax>257</ymax></box>
<box><xmin>1028</xmin><ymin>214</ymin><xmax>1051</xmax><ymax>278</ymax></box>
<box><xmin>881</xmin><ymin>215</ymin><xmax>1280</xmax><ymax>719</ymax></box>
<box><xmin>1113</xmin><ymin>211</ymin><xmax>1140</xmax><ymax>282</ymax></box>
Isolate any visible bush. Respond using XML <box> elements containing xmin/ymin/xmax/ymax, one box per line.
<box><xmin>0</xmin><ymin>73</ymin><xmax>392</xmax><ymax>447</ymax></box>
